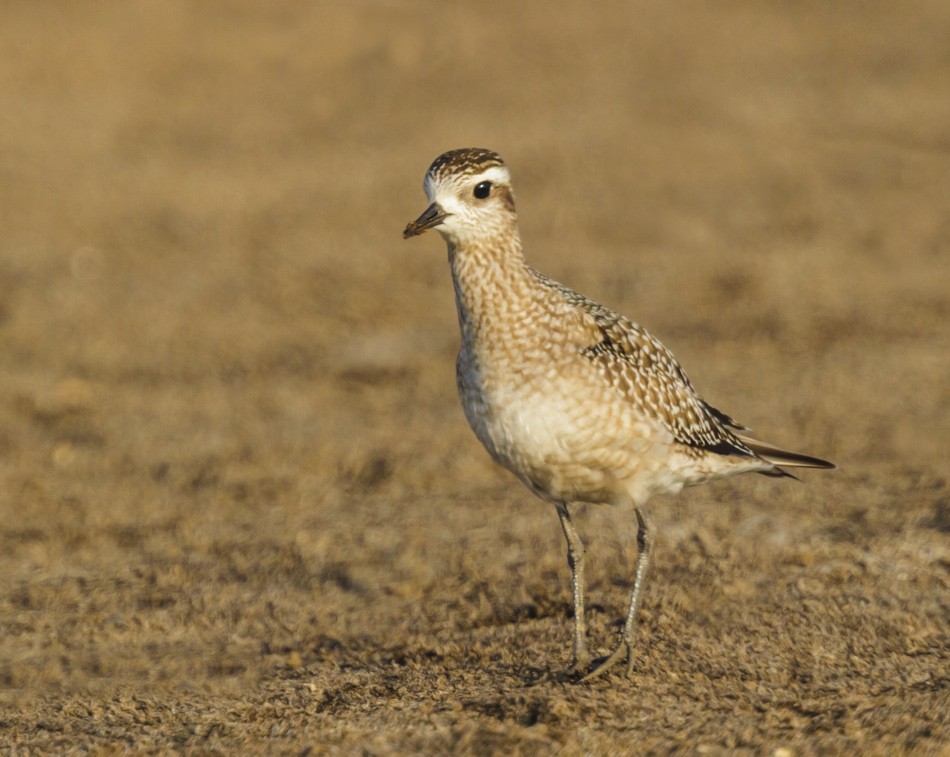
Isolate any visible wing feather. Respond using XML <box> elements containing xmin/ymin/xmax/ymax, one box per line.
<box><xmin>536</xmin><ymin>273</ymin><xmax>756</xmax><ymax>457</ymax></box>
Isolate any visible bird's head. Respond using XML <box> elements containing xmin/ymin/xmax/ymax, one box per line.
<box><xmin>403</xmin><ymin>148</ymin><xmax>518</xmax><ymax>247</ymax></box>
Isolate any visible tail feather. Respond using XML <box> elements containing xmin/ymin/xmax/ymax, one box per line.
<box><xmin>737</xmin><ymin>434</ymin><xmax>836</xmax><ymax>473</ymax></box>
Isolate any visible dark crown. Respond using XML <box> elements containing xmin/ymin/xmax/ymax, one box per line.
<box><xmin>427</xmin><ymin>148</ymin><xmax>506</xmax><ymax>181</ymax></box>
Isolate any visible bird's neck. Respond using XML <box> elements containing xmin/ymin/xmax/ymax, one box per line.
<box><xmin>447</xmin><ymin>233</ymin><xmax>536</xmax><ymax>342</ymax></box>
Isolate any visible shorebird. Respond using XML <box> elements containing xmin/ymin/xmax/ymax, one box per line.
<box><xmin>403</xmin><ymin>147</ymin><xmax>835</xmax><ymax>682</ymax></box>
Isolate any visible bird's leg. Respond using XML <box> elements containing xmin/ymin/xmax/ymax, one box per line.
<box><xmin>581</xmin><ymin>507</ymin><xmax>653</xmax><ymax>682</ymax></box>
<box><xmin>555</xmin><ymin>501</ymin><xmax>590</xmax><ymax>674</ymax></box>
<box><xmin>621</xmin><ymin>507</ymin><xmax>654</xmax><ymax>673</ymax></box>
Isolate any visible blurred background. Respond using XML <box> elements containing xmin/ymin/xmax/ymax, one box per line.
<box><xmin>0</xmin><ymin>1</ymin><xmax>947</xmax><ymax>751</ymax></box>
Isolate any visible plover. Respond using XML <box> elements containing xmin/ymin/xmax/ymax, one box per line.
<box><xmin>403</xmin><ymin>147</ymin><xmax>834</xmax><ymax>682</ymax></box>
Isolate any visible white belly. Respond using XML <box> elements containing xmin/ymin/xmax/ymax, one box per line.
<box><xmin>457</xmin><ymin>348</ymin><xmax>674</xmax><ymax>505</ymax></box>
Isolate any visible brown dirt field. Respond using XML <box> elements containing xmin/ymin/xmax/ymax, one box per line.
<box><xmin>1</xmin><ymin>2</ymin><xmax>948</xmax><ymax>754</ymax></box>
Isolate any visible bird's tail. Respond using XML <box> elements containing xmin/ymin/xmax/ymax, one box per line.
<box><xmin>737</xmin><ymin>435</ymin><xmax>836</xmax><ymax>479</ymax></box>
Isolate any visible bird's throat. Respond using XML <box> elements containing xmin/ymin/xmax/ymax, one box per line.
<box><xmin>448</xmin><ymin>238</ymin><xmax>535</xmax><ymax>345</ymax></box>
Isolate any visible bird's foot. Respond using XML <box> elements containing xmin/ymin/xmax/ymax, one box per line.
<box><xmin>578</xmin><ymin>637</ymin><xmax>633</xmax><ymax>683</ymax></box>
<box><xmin>528</xmin><ymin>653</ymin><xmax>591</xmax><ymax>685</ymax></box>
<box><xmin>559</xmin><ymin>653</ymin><xmax>593</xmax><ymax>682</ymax></box>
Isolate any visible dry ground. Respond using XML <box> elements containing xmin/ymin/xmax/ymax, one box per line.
<box><xmin>1</xmin><ymin>2</ymin><xmax>948</xmax><ymax>754</ymax></box>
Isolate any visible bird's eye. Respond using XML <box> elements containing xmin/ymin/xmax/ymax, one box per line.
<box><xmin>473</xmin><ymin>181</ymin><xmax>492</xmax><ymax>199</ymax></box>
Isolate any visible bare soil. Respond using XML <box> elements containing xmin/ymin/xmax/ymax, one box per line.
<box><xmin>1</xmin><ymin>2</ymin><xmax>948</xmax><ymax>754</ymax></box>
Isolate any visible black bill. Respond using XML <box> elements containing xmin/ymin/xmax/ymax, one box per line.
<box><xmin>403</xmin><ymin>202</ymin><xmax>448</xmax><ymax>238</ymax></box>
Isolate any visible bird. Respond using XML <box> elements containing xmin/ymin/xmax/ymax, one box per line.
<box><xmin>403</xmin><ymin>147</ymin><xmax>835</xmax><ymax>682</ymax></box>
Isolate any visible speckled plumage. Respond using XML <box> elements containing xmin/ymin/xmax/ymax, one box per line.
<box><xmin>404</xmin><ymin>147</ymin><xmax>834</xmax><ymax>682</ymax></box>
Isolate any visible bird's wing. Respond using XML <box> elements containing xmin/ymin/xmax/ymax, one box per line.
<box><xmin>581</xmin><ymin>313</ymin><xmax>756</xmax><ymax>456</ymax></box>
<box><xmin>537</xmin><ymin>274</ymin><xmax>755</xmax><ymax>457</ymax></box>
